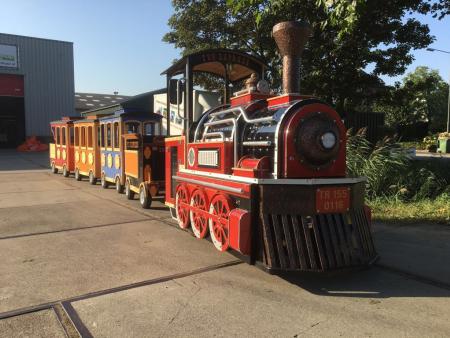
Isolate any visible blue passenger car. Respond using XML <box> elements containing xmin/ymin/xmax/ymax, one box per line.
<box><xmin>98</xmin><ymin>108</ymin><xmax>162</xmax><ymax>192</ymax></box>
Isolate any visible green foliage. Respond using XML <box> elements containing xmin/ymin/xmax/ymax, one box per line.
<box><xmin>346</xmin><ymin>128</ymin><xmax>410</xmax><ymax>198</ymax></box>
<box><xmin>164</xmin><ymin>0</ymin><xmax>444</xmax><ymax>112</ymax></box>
<box><xmin>346</xmin><ymin>129</ymin><xmax>450</xmax><ymax>200</ymax></box>
<box><xmin>399</xmin><ymin>141</ymin><xmax>427</xmax><ymax>150</ymax></box>
<box><xmin>423</xmin><ymin>134</ymin><xmax>439</xmax><ymax>149</ymax></box>
<box><xmin>368</xmin><ymin>194</ymin><xmax>450</xmax><ymax>224</ymax></box>
<box><xmin>373</xmin><ymin>66</ymin><xmax>449</xmax><ymax>131</ymax></box>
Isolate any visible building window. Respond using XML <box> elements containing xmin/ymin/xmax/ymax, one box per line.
<box><xmin>81</xmin><ymin>127</ymin><xmax>86</xmax><ymax>147</ymax></box>
<box><xmin>61</xmin><ymin>127</ymin><xmax>66</xmax><ymax>145</ymax></box>
<box><xmin>125</xmin><ymin>122</ymin><xmax>140</xmax><ymax>134</ymax></box>
<box><xmin>87</xmin><ymin>126</ymin><xmax>93</xmax><ymax>147</ymax></box>
<box><xmin>113</xmin><ymin>122</ymin><xmax>119</xmax><ymax>148</ymax></box>
<box><xmin>97</xmin><ymin>126</ymin><xmax>101</xmax><ymax>147</ymax></box>
<box><xmin>143</xmin><ymin>122</ymin><xmax>154</xmax><ymax>135</ymax></box>
<box><xmin>69</xmin><ymin>127</ymin><xmax>74</xmax><ymax>146</ymax></box>
<box><xmin>74</xmin><ymin>127</ymin><xmax>79</xmax><ymax>146</ymax></box>
<box><xmin>100</xmin><ymin>124</ymin><xmax>105</xmax><ymax>147</ymax></box>
<box><xmin>107</xmin><ymin>124</ymin><xmax>112</xmax><ymax>148</ymax></box>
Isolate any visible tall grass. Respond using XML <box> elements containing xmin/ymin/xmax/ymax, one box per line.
<box><xmin>346</xmin><ymin>129</ymin><xmax>409</xmax><ymax>198</ymax></box>
<box><xmin>346</xmin><ymin>129</ymin><xmax>449</xmax><ymax>201</ymax></box>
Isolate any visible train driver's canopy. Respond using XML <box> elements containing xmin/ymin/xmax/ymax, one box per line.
<box><xmin>161</xmin><ymin>49</ymin><xmax>267</xmax><ymax>135</ymax></box>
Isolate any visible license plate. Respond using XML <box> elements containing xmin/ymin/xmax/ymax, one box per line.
<box><xmin>316</xmin><ymin>187</ymin><xmax>350</xmax><ymax>214</ymax></box>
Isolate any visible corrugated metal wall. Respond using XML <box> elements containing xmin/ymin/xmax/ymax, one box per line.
<box><xmin>0</xmin><ymin>33</ymin><xmax>74</xmax><ymax>137</ymax></box>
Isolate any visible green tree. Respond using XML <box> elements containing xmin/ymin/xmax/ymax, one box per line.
<box><xmin>374</xmin><ymin>66</ymin><xmax>449</xmax><ymax>131</ymax></box>
<box><xmin>163</xmin><ymin>0</ymin><xmax>446</xmax><ymax>113</ymax></box>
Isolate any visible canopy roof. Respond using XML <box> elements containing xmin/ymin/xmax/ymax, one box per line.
<box><xmin>161</xmin><ymin>49</ymin><xmax>267</xmax><ymax>82</ymax></box>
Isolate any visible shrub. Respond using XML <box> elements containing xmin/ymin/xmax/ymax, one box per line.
<box><xmin>346</xmin><ymin>129</ymin><xmax>449</xmax><ymax>200</ymax></box>
<box><xmin>346</xmin><ymin>128</ymin><xmax>410</xmax><ymax>198</ymax></box>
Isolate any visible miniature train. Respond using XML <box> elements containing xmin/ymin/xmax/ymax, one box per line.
<box><xmin>49</xmin><ymin>21</ymin><xmax>377</xmax><ymax>272</ymax></box>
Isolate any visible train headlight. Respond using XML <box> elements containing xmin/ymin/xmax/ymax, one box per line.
<box><xmin>321</xmin><ymin>132</ymin><xmax>336</xmax><ymax>150</ymax></box>
<box><xmin>294</xmin><ymin>112</ymin><xmax>340</xmax><ymax>168</ymax></box>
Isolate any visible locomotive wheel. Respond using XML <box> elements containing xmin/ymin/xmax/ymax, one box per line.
<box><xmin>116</xmin><ymin>178</ymin><xmax>124</xmax><ymax>194</ymax></box>
<box><xmin>175</xmin><ymin>184</ymin><xmax>190</xmax><ymax>229</ymax></box>
<box><xmin>101</xmin><ymin>174</ymin><xmax>109</xmax><ymax>189</ymax></box>
<box><xmin>125</xmin><ymin>180</ymin><xmax>134</xmax><ymax>200</ymax></box>
<box><xmin>189</xmin><ymin>190</ymin><xmax>209</xmax><ymax>238</ymax></box>
<box><xmin>208</xmin><ymin>194</ymin><xmax>231</xmax><ymax>252</ymax></box>
<box><xmin>139</xmin><ymin>186</ymin><xmax>152</xmax><ymax>209</ymax></box>
<box><xmin>89</xmin><ymin>171</ymin><xmax>97</xmax><ymax>185</ymax></box>
<box><xmin>51</xmin><ymin>162</ymin><xmax>58</xmax><ymax>174</ymax></box>
<box><xmin>75</xmin><ymin>169</ymin><xmax>81</xmax><ymax>181</ymax></box>
<box><xmin>62</xmin><ymin>165</ymin><xmax>69</xmax><ymax>177</ymax></box>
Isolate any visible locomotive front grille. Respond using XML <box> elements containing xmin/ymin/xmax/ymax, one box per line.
<box><xmin>258</xmin><ymin>183</ymin><xmax>377</xmax><ymax>272</ymax></box>
<box><xmin>261</xmin><ymin>209</ymin><xmax>376</xmax><ymax>271</ymax></box>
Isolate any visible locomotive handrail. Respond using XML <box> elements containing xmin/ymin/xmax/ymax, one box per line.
<box><xmin>203</xmin><ymin>118</ymin><xmax>236</xmax><ymax>140</ymax></box>
<box><xmin>173</xmin><ymin>175</ymin><xmax>243</xmax><ymax>194</ymax></box>
<box><xmin>209</xmin><ymin>106</ymin><xmax>273</xmax><ymax>124</ymax></box>
<box><xmin>203</xmin><ymin>118</ymin><xmax>236</xmax><ymax>127</ymax></box>
<box><xmin>193</xmin><ymin>104</ymin><xmax>230</xmax><ymax>143</ymax></box>
<box><xmin>197</xmin><ymin>106</ymin><xmax>272</xmax><ymax>167</ymax></box>
<box><xmin>202</xmin><ymin>132</ymin><xmax>225</xmax><ymax>141</ymax></box>
<box><xmin>242</xmin><ymin>141</ymin><xmax>272</xmax><ymax>146</ymax></box>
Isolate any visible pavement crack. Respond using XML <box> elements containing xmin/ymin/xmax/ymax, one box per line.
<box><xmin>293</xmin><ymin>319</ymin><xmax>325</xmax><ymax>337</ymax></box>
<box><xmin>163</xmin><ymin>286</ymin><xmax>202</xmax><ymax>337</ymax></box>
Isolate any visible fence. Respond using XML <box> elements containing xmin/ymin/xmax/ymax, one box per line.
<box><xmin>345</xmin><ymin>112</ymin><xmax>385</xmax><ymax>144</ymax></box>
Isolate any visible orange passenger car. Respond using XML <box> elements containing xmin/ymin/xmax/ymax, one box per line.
<box><xmin>122</xmin><ymin>122</ymin><xmax>165</xmax><ymax>209</ymax></box>
<box><xmin>49</xmin><ymin>117</ymin><xmax>81</xmax><ymax>177</ymax></box>
<box><xmin>73</xmin><ymin>116</ymin><xmax>102</xmax><ymax>184</ymax></box>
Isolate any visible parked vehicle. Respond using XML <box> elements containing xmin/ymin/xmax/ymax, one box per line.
<box><xmin>49</xmin><ymin>116</ymin><xmax>82</xmax><ymax>177</ymax></box>
<box><xmin>98</xmin><ymin>109</ymin><xmax>163</xmax><ymax>195</ymax></box>
<box><xmin>73</xmin><ymin>116</ymin><xmax>102</xmax><ymax>184</ymax></box>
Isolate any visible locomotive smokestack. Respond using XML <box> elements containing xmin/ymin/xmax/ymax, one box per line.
<box><xmin>273</xmin><ymin>21</ymin><xmax>311</xmax><ymax>94</ymax></box>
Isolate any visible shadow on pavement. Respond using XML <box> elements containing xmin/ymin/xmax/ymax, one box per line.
<box><xmin>0</xmin><ymin>150</ymin><xmax>49</xmax><ymax>171</ymax></box>
<box><xmin>277</xmin><ymin>265</ymin><xmax>450</xmax><ymax>298</ymax></box>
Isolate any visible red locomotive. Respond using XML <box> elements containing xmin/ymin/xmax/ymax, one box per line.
<box><xmin>163</xmin><ymin>21</ymin><xmax>377</xmax><ymax>272</ymax></box>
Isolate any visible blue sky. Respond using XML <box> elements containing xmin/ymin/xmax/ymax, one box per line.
<box><xmin>0</xmin><ymin>0</ymin><xmax>449</xmax><ymax>95</ymax></box>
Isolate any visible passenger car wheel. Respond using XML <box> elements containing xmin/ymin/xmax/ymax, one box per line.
<box><xmin>101</xmin><ymin>174</ymin><xmax>109</xmax><ymax>189</ymax></box>
<box><xmin>63</xmin><ymin>166</ymin><xmax>69</xmax><ymax>177</ymax></box>
<box><xmin>89</xmin><ymin>171</ymin><xmax>97</xmax><ymax>185</ymax></box>
<box><xmin>75</xmin><ymin>169</ymin><xmax>82</xmax><ymax>181</ymax></box>
<box><xmin>139</xmin><ymin>186</ymin><xmax>152</xmax><ymax>209</ymax></box>
<box><xmin>116</xmin><ymin>177</ymin><xmax>124</xmax><ymax>194</ymax></box>
<box><xmin>125</xmin><ymin>180</ymin><xmax>134</xmax><ymax>200</ymax></box>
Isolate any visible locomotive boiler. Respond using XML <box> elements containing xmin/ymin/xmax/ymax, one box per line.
<box><xmin>164</xmin><ymin>21</ymin><xmax>377</xmax><ymax>272</ymax></box>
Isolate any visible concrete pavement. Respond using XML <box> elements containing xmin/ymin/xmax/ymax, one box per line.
<box><xmin>0</xmin><ymin>150</ymin><xmax>449</xmax><ymax>337</ymax></box>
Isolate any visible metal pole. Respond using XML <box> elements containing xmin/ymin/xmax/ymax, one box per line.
<box><xmin>426</xmin><ymin>48</ymin><xmax>450</xmax><ymax>132</ymax></box>
<box><xmin>166</xmin><ymin>75</ymin><xmax>170</xmax><ymax>136</ymax></box>
<box><xmin>447</xmin><ymin>72</ymin><xmax>450</xmax><ymax>133</ymax></box>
